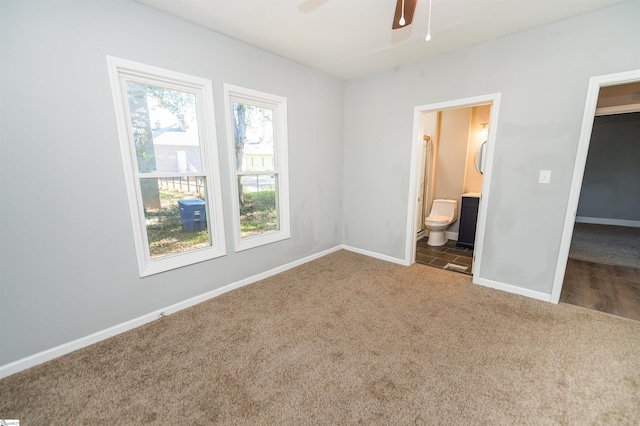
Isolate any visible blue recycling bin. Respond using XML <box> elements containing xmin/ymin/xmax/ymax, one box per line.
<box><xmin>177</xmin><ymin>199</ymin><xmax>207</xmax><ymax>232</ymax></box>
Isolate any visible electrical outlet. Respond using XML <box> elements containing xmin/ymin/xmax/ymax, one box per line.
<box><xmin>539</xmin><ymin>170</ymin><xmax>551</xmax><ymax>184</ymax></box>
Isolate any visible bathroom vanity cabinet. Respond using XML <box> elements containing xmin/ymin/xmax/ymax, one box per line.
<box><xmin>457</xmin><ymin>194</ymin><xmax>480</xmax><ymax>249</ymax></box>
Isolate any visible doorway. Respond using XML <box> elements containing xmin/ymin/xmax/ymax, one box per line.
<box><xmin>552</xmin><ymin>70</ymin><xmax>640</xmax><ymax>312</ymax></box>
<box><xmin>414</xmin><ymin>106</ymin><xmax>489</xmax><ymax>274</ymax></box>
<box><xmin>405</xmin><ymin>93</ymin><xmax>501</xmax><ymax>285</ymax></box>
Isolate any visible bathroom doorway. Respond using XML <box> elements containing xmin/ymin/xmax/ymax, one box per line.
<box><xmin>552</xmin><ymin>70</ymin><xmax>640</xmax><ymax>319</ymax></box>
<box><xmin>405</xmin><ymin>93</ymin><xmax>501</xmax><ymax>285</ymax></box>
<box><xmin>414</xmin><ymin>106</ymin><xmax>489</xmax><ymax>275</ymax></box>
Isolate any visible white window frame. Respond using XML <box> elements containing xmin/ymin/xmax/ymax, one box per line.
<box><xmin>107</xmin><ymin>56</ymin><xmax>226</xmax><ymax>277</ymax></box>
<box><xmin>224</xmin><ymin>84</ymin><xmax>291</xmax><ymax>252</ymax></box>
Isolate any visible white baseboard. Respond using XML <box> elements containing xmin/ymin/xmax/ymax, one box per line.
<box><xmin>0</xmin><ymin>245</ymin><xmax>343</xmax><ymax>380</ymax></box>
<box><xmin>475</xmin><ymin>277</ymin><xmax>551</xmax><ymax>302</ymax></box>
<box><xmin>343</xmin><ymin>246</ymin><xmax>552</xmax><ymax>303</ymax></box>
<box><xmin>341</xmin><ymin>244</ymin><xmax>409</xmax><ymax>266</ymax></box>
<box><xmin>445</xmin><ymin>231</ymin><xmax>459</xmax><ymax>241</ymax></box>
<box><xmin>575</xmin><ymin>216</ymin><xmax>640</xmax><ymax>228</ymax></box>
<box><xmin>1</xmin><ymin>243</ymin><xmax>555</xmax><ymax>379</ymax></box>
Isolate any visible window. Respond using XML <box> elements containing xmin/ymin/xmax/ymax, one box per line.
<box><xmin>224</xmin><ymin>84</ymin><xmax>290</xmax><ymax>251</ymax></box>
<box><xmin>107</xmin><ymin>56</ymin><xmax>226</xmax><ymax>276</ymax></box>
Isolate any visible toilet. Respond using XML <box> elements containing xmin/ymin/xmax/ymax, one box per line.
<box><xmin>425</xmin><ymin>199</ymin><xmax>458</xmax><ymax>246</ymax></box>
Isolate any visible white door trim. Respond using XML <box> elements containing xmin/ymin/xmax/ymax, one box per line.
<box><xmin>550</xmin><ymin>69</ymin><xmax>640</xmax><ymax>304</ymax></box>
<box><xmin>405</xmin><ymin>93</ymin><xmax>501</xmax><ymax>286</ymax></box>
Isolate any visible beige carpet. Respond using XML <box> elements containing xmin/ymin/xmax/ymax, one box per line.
<box><xmin>569</xmin><ymin>223</ymin><xmax>640</xmax><ymax>269</ymax></box>
<box><xmin>2</xmin><ymin>250</ymin><xmax>639</xmax><ymax>424</ymax></box>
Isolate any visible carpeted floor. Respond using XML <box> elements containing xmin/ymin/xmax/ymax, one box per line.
<box><xmin>2</xmin><ymin>250</ymin><xmax>639</xmax><ymax>424</ymax></box>
<box><xmin>569</xmin><ymin>222</ymin><xmax>640</xmax><ymax>269</ymax></box>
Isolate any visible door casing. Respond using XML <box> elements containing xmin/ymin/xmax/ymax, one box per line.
<box><xmin>405</xmin><ymin>93</ymin><xmax>501</xmax><ymax>286</ymax></box>
<box><xmin>551</xmin><ymin>69</ymin><xmax>640</xmax><ymax>303</ymax></box>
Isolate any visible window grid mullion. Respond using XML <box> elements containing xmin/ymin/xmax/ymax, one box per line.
<box><xmin>236</xmin><ymin>171</ymin><xmax>278</xmax><ymax>177</ymax></box>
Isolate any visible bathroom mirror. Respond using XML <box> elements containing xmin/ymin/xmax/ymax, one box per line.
<box><xmin>475</xmin><ymin>141</ymin><xmax>486</xmax><ymax>174</ymax></box>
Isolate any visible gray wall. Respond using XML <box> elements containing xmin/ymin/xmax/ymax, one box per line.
<box><xmin>343</xmin><ymin>0</ymin><xmax>640</xmax><ymax>293</ymax></box>
<box><xmin>577</xmin><ymin>112</ymin><xmax>640</xmax><ymax>221</ymax></box>
<box><xmin>2</xmin><ymin>0</ymin><xmax>640</xmax><ymax>368</ymax></box>
<box><xmin>0</xmin><ymin>0</ymin><xmax>344</xmax><ymax>365</ymax></box>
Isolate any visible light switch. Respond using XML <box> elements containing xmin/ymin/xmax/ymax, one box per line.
<box><xmin>539</xmin><ymin>170</ymin><xmax>551</xmax><ymax>184</ymax></box>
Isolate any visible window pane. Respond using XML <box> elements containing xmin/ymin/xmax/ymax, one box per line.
<box><xmin>140</xmin><ymin>177</ymin><xmax>210</xmax><ymax>258</ymax></box>
<box><xmin>127</xmin><ymin>82</ymin><xmax>202</xmax><ymax>174</ymax></box>
<box><xmin>239</xmin><ymin>174</ymin><xmax>278</xmax><ymax>238</ymax></box>
<box><xmin>232</xmin><ymin>103</ymin><xmax>274</xmax><ymax>172</ymax></box>
<box><xmin>225</xmin><ymin>84</ymin><xmax>289</xmax><ymax>252</ymax></box>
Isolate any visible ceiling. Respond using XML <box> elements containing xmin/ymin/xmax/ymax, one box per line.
<box><xmin>137</xmin><ymin>0</ymin><xmax>627</xmax><ymax>80</ymax></box>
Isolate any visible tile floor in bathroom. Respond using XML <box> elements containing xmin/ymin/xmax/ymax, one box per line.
<box><xmin>416</xmin><ymin>238</ymin><xmax>474</xmax><ymax>275</ymax></box>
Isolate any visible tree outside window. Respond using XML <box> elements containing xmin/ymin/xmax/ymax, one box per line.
<box><xmin>108</xmin><ymin>57</ymin><xmax>226</xmax><ymax>276</ymax></box>
<box><xmin>225</xmin><ymin>85</ymin><xmax>290</xmax><ymax>252</ymax></box>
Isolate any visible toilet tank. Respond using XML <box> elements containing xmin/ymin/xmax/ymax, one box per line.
<box><xmin>431</xmin><ymin>199</ymin><xmax>458</xmax><ymax>220</ymax></box>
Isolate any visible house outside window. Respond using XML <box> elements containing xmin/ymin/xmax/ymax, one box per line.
<box><xmin>107</xmin><ymin>56</ymin><xmax>226</xmax><ymax>276</ymax></box>
<box><xmin>224</xmin><ymin>84</ymin><xmax>291</xmax><ymax>252</ymax></box>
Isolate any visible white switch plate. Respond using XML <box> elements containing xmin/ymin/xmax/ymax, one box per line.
<box><xmin>539</xmin><ymin>170</ymin><xmax>551</xmax><ymax>184</ymax></box>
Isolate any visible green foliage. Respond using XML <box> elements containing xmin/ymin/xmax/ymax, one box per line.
<box><xmin>145</xmin><ymin>86</ymin><xmax>196</xmax><ymax>130</ymax></box>
<box><xmin>145</xmin><ymin>202</ymin><xmax>181</xmax><ymax>228</ymax></box>
<box><xmin>145</xmin><ymin>188</ymin><xmax>277</xmax><ymax>247</ymax></box>
<box><xmin>240</xmin><ymin>210</ymin><xmax>277</xmax><ymax>237</ymax></box>
<box><xmin>239</xmin><ymin>190</ymin><xmax>277</xmax><ymax>238</ymax></box>
<box><xmin>145</xmin><ymin>190</ymin><xmax>209</xmax><ymax>258</ymax></box>
<box><xmin>240</xmin><ymin>190</ymin><xmax>276</xmax><ymax>215</ymax></box>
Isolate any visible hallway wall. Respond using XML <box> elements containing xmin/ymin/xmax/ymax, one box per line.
<box><xmin>577</xmin><ymin>112</ymin><xmax>640</xmax><ymax>224</ymax></box>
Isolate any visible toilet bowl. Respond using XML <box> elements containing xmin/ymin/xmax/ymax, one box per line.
<box><xmin>425</xmin><ymin>199</ymin><xmax>458</xmax><ymax>246</ymax></box>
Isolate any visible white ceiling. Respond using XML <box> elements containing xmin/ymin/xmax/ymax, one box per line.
<box><xmin>137</xmin><ymin>0</ymin><xmax>627</xmax><ymax>80</ymax></box>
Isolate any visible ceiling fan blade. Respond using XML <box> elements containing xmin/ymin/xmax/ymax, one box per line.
<box><xmin>392</xmin><ymin>0</ymin><xmax>417</xmax><ymax>29</ymax></box>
